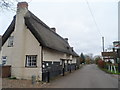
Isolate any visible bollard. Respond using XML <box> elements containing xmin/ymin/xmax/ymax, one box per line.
<box><xmin>69</xmin><ymin>65</ymin><xmax>71</xmax><ymax>73</ymax></box>
<box><xmin>62</xmin><ymin>68</ymin><xmax>65</xmax><ymax>76</ymax></box>
<box><xmin>46</xmin><ymin>71</ymin><xmax>50</xmax><ymax>83</ymax></box>
<box><xmin>75</xmin><ymin>65</ymin><xmax>76</xmax><ymax>70</ymax></box>
<box><xmin>31</xmin><ymin>75</ymin><xmax>36</xmax><ymax>85</ymax></box>
<box><xmin>70</xmin><ymin>67</ymin><xmax>71</xmax><ymax>73</ymax></box>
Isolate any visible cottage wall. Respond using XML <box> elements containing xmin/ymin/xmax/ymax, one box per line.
<box><xmin>72</xmin><ymin>56</ymin><xmax>77</xmax><ymax>63</ymax></box>
<box><xmin>23</xmin><ymin>28</ymin><xmax>42</xmax><ymax>80</ymax></box>
<box><xmin>2</xmin><ymin>32</ymin><xmax>14</xmax><ymax>66</ymax></box>
<box><xmin>2</xmin><ymin>28</ymin><xmax>42</xmax><ymax>80</ymax></box>
<box><xmin>43</xmin><ymin>48</ymin><xmax>65</xmax><ymax>61</ymax></box>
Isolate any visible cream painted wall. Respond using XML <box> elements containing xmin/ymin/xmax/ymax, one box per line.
<box><xmin>23</xmin><ymin>28</ymin><xmax>42</xmax><ymax>80</ymax></box>
<box><xmin>43</xmin><ymin>48</ymin><xmax>77</xmax><ymax>64</ymax></box>
<box><xmin>2</xmin><ymin>27</ymin><xmax>42</xmax><ymax>79</ymax></box>
<box><xmin>2</xmin><ymin>28</ymin><xmax>42</xmax><ymax>80</ymax></box>
<box><xmin>72</xmin><ymin>56</ymin><xmax>77</xmax><ymax>63</ymax></box>
<box><xmin>2</xmin><ymin>32</ymin><xmax>14</xmax><ymax>65</ymax></box>
<box><xmin>43</xmin><ymin>48</ymin><xmax>65</xmax><ymax>61</ymax></box>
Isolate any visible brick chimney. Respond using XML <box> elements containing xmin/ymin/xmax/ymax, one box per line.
<box><xmin>51</xmin><ymin>27</ymin><xmax>56</xmax><ymax>33</ymax></box>
<box><xmin>17</xmin><ymin>2</ymin><xmax>28</xmax><ymax>8</ymax></box>
<box><xmin>17</xmin><ymin>2</ymin><xmax>28</xmax><ymax>13</ymax></box>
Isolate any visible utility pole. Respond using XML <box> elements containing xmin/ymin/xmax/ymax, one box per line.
<box><xmin>102</xmin><ymin>37</ymin><xmax>105</xmax><ymax>52</ymax></box>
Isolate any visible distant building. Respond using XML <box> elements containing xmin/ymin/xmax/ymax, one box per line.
<box><xmin>101</xmin><ymin>41</ymin><xmax>120</xmax><ymax>64</ymax></box>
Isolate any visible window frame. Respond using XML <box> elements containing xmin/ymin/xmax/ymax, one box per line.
<box><xmin>2</xmin><ymin>56</ymin><xmax>7</xmax><ymax>65</ymax></box>
<box><xmin>25</xmin><ymin>55</ymin><xmax>37</xmax><ymax>68</ymax></box>
<box><xmin>8</xmin><ymin>36</ymin><xmax>14</xmax><ymax>47</ymax></box>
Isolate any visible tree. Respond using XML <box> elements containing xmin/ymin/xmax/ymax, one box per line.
<box><xmin>80</xmin><ymin>53</ymin><xmax>85</xmax><ymax>64</ymax></box>
<box><xmin>0</xmin><ymin>0</ymin><xmax>29</xmax><ymax>11</ymax></box>
<box><xmin>94</xmin><ymin>55</ymin><xmax>102</xmax><ymax>64</ymax></box>
<box><xmin>84</xmin><ymin>55</ymin><xmax>91</xmax><ymax>64</ymax></box>
<box><xmin>0</xmin><ymin>0</ymin><xmax>15</xmax><ymax>11</ymax></box>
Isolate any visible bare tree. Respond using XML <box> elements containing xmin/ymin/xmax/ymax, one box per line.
<box><xmin>0</xmin><ymin>0</ymin><xmax>30</xmax><ymax>11</ymax></box>
<box><xmin>0</xmin><ymin>0</ymin><xmax>15</xmax><ymax>11</ymax></box>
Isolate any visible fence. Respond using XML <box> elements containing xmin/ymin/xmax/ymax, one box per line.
<box><xmin>42</xmin><ymin>61</ymin><xmax>77</xmax><ymax>82</ymax></box>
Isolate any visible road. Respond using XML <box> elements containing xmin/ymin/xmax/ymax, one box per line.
<box><xmin>47</xmin><ymin>64</ymin><xmax>118</xmax><ymax>88</ymax></box>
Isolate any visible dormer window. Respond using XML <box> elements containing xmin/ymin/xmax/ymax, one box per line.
<box><xmin>8</xmin><ymin>36</ymin><xmax>14</xmax><ymax>47</ymax></box>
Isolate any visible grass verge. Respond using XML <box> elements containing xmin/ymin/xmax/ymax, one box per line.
<box><xmin>98</xmin><ymin>65</ymin><xmax>120</xmax><ymax>75</ymax></box>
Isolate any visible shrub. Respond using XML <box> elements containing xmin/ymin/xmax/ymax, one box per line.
<box><xmin>97</xmin><ymin>60</ymin><xmax>105</xmax><ymax>68</ymax></box>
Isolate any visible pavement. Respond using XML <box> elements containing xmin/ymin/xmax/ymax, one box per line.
<box><xmin>47</xmin><ymin>64</ymin><xmax>118</xmax><ymax>88</ymax></box>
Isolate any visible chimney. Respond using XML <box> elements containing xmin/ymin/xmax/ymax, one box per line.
<box><xmin>51</xmin><ymin>27</ymin><xmax>56</xmax><ymax>32</ymax></box>
<box><xmin>17</xmin><ymin>2</ymin><xmax>28</xmax><ymax>13</ymax></box>
<box><xmin>64</xmin><ymin>38</ymin><xmax>68</xmax><ymax>42</ymax></box>
<box><xmin>12</xmin><ymin>2</ymin><xmax>29</xmax><ymax>79</ymax></box>
<box><xmin>17</xmin><ymin>2</ymin><xmax>28</xmax><ymax>9</ymax></box>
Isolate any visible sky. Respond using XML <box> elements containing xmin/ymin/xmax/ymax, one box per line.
<box><xmin>0</xmin><ymin>0</ymin><xmax>118</xmax><ymax>56</ymax></box>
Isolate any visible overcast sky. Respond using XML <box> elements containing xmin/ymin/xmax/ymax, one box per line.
<box><xmin>0</xmin><ymin>0</ymin><xmax>118</xmax><ymax>56</ymax></box>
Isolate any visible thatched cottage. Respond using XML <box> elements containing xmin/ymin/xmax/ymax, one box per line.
<box><xmin>1</xmin><ymin>2</ymin><xmax>79</xmax><ymax>80</ymax></box>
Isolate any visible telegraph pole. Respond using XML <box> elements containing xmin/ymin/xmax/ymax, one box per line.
<box><xmin>102</xmin><ymin>37</ymin><xmax>105</xmax><ymax>52</ymax></box>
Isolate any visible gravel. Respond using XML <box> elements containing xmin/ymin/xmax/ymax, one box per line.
<box><xmin>2</xmin><ymin>78</ymin><xmax>49</xmax><ymax>88</ymax></box>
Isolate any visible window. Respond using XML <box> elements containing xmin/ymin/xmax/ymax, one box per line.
<box><xmin>2</xmin><ymin>56</ymin><xmax>7</xmax><ymax>65</ymax></box>
<box><xmin>25</xmin><ymin>55</ymin><xmax>37</xmax><ymax>67</ymax></box>
<box><xmin>8</xmin><ymin>36</ymin><xmax>14</xmax><ymax>47</ymax></box>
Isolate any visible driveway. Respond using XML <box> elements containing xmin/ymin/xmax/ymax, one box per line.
<box><xmin>47</xmin><ymin>64</ymin><xmax>118</xmax><ymax>88</ymax></box>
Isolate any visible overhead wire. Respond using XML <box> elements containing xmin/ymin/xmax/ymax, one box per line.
<box><xmin>85</xmin><ymin>0</ymin><xmax>105</xmax><ymax>52</ymax></box>
<box><xmin>85</xmin><ymin>0</ymin><xmax>103</xmax><ymax>37</ymax></box>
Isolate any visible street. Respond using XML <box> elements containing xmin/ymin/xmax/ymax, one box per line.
<box><xmin>47</xmin><ymin>64</ymin><xmax>118</xmax><ymax>88</ymax></box>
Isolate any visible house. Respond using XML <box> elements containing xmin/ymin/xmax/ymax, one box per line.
<box><xmin>1</xmin><ymin>2</ymin><xmax>79</xmax><ymax>80</ymax></box>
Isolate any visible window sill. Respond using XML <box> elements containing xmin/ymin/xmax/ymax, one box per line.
<box><xmin>25</xmin><ymin>66</ymin><xmax>37</xmax><ymax>68</ymax></box>
<box><xmin>7</xmin><ymin>46</ymin><xmax>13</xmax><ymax>47</ymax></box>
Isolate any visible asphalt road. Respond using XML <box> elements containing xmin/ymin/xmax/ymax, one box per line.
<box><xmin>48</xmin><ymin>64</ymin><xmax>118</xmax><ymax>88</ymax></box>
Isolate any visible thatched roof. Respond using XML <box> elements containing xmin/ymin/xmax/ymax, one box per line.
<box><xmin>2</xmin><ymin>16</ymin><xmax>15</xmax><ymax>46</ymax></box>
<box><xmin>2</xmin><ymin>11</ymin><xmax>78</xmax><ymax>57</ymax></box>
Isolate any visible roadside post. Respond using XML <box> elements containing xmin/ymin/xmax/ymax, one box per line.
<box><xmin>69</xmin><ymin>60</ymin><xmax>72</xmax><ymax>73</ymax></box>
<box><xmin>62</xmin><ymin>68</ymin><xmax>64</xmax><ymax>76</ymax></box>
<box><xmin>31</xmin><ymin>75</ymin><xmax>36</xmax><ymax>85</ymax></box>
<box><xmin>46</xmin><ymin>70</ymin><xmax>50</xmax><ymax>83</ymax></box>
<box><xmin>75</xmin><ymin>64</ymin><xmax>76</xmax><ymax>70</ymax></box>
